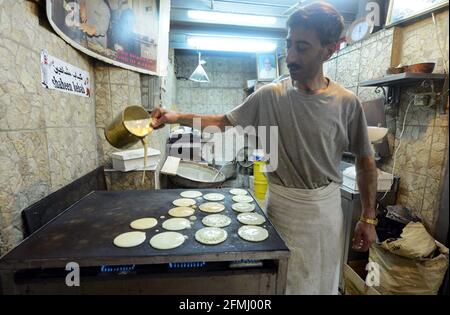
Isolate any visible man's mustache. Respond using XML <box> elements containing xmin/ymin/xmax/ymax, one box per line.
<box><xmin>287</xmin><ymin>64</ymin><xmax>301</xmax><ymax>71</ymax></box>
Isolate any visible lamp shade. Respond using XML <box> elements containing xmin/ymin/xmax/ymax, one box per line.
<box><xmin>189</xmin><ymin>52</ymin><xmax>209</xmax><ymax>83</ymax></box>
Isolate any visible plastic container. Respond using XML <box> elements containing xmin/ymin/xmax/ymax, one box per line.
<box><xmin>111</xmin><ymin>147</ymin><xmax>161</xmax><ymax>171</ymax></box>
<box><xmin>342</xmin><ymin>166</ymin><xmax>393</xmax><ymax>192</ymax></box>
<box><xmin>251</xmin><ymin>149</ymin><xmax>268</xmax><ymax>200</ymax></box>
<box><xmin>253</xmin><ymin>161</ymin><xmax>267</xmax><ymax>181</ymax></box>
<box><xmin>254</xmin><ymin>178</ymin><xmax>268</xmax><ymax>200</ymax></box>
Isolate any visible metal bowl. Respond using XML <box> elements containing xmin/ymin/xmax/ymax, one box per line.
<box><xmin>169</xmin><ymin>161</ymin><xmax>226</xmax><ymax>188</ymax></box>
<box><xmin>405</xmin><ymin>63</ymin><xmax>435</xmax><ymax>73</ymax></box>
<box><xmin>211</xmin><ymin>160</ymin><xmax>237</xmax><ymax>180</ymax></box>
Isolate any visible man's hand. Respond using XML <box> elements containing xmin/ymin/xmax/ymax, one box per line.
<box><xmin>150</xmin><ymin>107</ymin><xmax>179</xmax><ymax>129</ymax></box>
<box><xmin>150</xmin><ymin>109</ymin><xmax>229</xmax><ymax>131</ymax></box>
<box><xmin>352</xmin><ymin>221</ymin><xmax>377</xmax><ymax>252</ymax></box>
<box><xmin>354</xmin><ymin>155</ymin><xmax>378</xmax><ymax>252</ymax></box>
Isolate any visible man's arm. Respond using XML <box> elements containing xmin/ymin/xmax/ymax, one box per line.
<box><xmin>150</xmin><ymin>107</ymin><xmax>231</xmax><ymax>132</ymax></box>
<box><xmin>352</xmin><ymin>155</ymin><xmax>378</xmax><ymax>252</ymax></box>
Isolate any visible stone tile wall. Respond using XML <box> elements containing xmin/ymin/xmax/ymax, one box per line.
<box><xmin>95</xmin><ymin>47</ymin><xmax>172</xmax><ymax>164</ymax></box>
<box><xmin>325</xmin><ymin>10</ymin><xmax>449</xmax><ymax>231</ymax></box>
<box><xmin>397</xmin><ymin>11</ymin><xmax>449</xmax><ymax>73</ymax></box>
<box><xmin>174</xmin><ymin>52</ymin><xmax>257</xmax><ymax>114</ymax></box>
<box><xmin>95</xmin><ymin>58</ymin><xmax>173</xmax><ymax>190</ymax></box>
<box><xmin>173</xmin><ymin>52</ymin><xmax>257</xmax><ymax>163</ymax></box>
<box><xmin>0</xmin><ymin>0</ymin><xmax>174</xmax><ymax>254</ymax></box>
<box><xmin>0</xmin><ymin>0</ymin><xmax>98</xmax><ymax>254</ymax></box>
<box><xmin>94</xmin><ymin>62</ymin><xmax>143</xmax><ymax>167</ymax></box>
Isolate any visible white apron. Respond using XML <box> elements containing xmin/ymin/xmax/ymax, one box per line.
<box><xmin>266</xmin><ymin>182</ymin><xmax>344</xmax><ymax>295</ymax></box>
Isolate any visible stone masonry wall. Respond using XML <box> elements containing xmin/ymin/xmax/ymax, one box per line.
<box><xmin>175</xmin><ymin>52</ymin><xmax>257</xmax><ymax>114</ymax></box>
<box><xmin>324</xmin><ymin>10</ymin><xmax>449</xmax><ymax>231</ymax></box>
<box><xmin>0</xmin><ymin>0</ymin><xmax>98</xmax><ymax>254</ymax></box>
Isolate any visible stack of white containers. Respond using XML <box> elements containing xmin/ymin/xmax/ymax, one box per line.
<box><xmin>111</xmin><ymin>148</ymin><xmax>161</xmax><ymax>172</ymax></box>
<box><xmin>342</xmin><ymin>166</ymin><xmax>393</xmax><ymax>192</ymax></box>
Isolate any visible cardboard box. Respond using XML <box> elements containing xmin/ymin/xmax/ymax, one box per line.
<box><xmin>342</xmin><ymin>261</ymin><xmax>381</xmax><ymax>295</ymax></box>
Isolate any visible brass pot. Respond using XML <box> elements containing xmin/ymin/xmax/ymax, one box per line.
<box><xmin>104</xmin><ymin>106</ymin><xmax>153</xmax><ymax>149</ymax></box>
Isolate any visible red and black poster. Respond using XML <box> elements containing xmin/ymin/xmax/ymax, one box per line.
<box><xmin>46</xmin><ymin>0</ymin><xmax>170</xmax><ymax>75</ymax></box>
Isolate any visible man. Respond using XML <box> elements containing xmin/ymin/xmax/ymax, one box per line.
<box><xmin>78</xmin><ymin>0</ymin><xmax>111</xmax><ymax>48</ymax></box>
<box><xmin>40</xmin><ymin>51</ymin><xmax>52</xmax><ymax>89</ymax></box>
<box><xmin>259</xmin><ymin>57</ymin><xmax>277</xmax><ymax>80</ymax></box>
<box><xmin>151</xmin><ymin>2</ymin><xmax>377</xmax><ymax>295</ymax></box>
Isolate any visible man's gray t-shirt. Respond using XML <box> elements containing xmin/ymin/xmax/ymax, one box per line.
<box><xmin>225</xmin><ymin>78</ymin><xmax>373</xmax><ymax>189</ymax></box>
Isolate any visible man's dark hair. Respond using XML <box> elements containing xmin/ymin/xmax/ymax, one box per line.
<box><xmin>287</xmin><ymin>2</ymin><xmax>344</xmax><ymax>46</ymax></box>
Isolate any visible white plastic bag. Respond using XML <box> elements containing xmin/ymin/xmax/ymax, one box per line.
<box><xmin>380</xmin><ymin>222</ymin><xmax>437</xmax><ymax>259</ymax></box>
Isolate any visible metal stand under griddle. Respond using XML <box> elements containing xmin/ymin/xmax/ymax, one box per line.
<box><xmin>0</xmin><ymin>189</ymin><xmax>289</xmax><ymax>295</ymax></box>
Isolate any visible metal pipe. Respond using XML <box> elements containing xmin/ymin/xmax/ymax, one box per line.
<box><xmin>172</xmin><ymin>0</ymin><xmax>291</xmax><ymax>10</ymax></box>
<box><xmin>171</xmin><ymin>8</ymin><xmax>289</xmax><ymax>18</ymax></box>
<box><xmin>214</xmin><ymin>0</ymin><xmax>292</xmax><ymax>8</ymax></box>
<box><xmin>282</xmin><ymin>1</ymin><xmax>304</xmax><ymax>15</ymax></box>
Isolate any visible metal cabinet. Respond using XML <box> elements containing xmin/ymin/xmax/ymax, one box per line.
<box><xmin>340</xmin><ymin>179</ymin><xmax>400</xmax><ymax>264</ymax></box>
<box><xmin>339</xmin><ymin>178</ymin><xmax>399</xmax><ymax>292</ymax></box>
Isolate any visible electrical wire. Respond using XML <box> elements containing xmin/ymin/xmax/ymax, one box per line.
<box><xmin>432</xmin><ymin>12</ymin><xmax>449</xmax><ymax>74</ymax></box>
<box><xmin>377</xmin><ymin>96</ymin><xmax>415</xmax><ymax>205</ymax></box>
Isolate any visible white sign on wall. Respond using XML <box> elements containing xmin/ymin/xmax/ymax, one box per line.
<box><xmin>40</xmin><ymin>50</ymin><xmax>91</xmax><ymax>97</ymax></box>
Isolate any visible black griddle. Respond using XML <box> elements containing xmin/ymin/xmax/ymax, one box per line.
<box><xmin>0</xmin><ymin>189</ymin><xmax>289</xmax><ymax>270</ymax></box>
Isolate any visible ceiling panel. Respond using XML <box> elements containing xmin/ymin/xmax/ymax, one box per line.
<box><xmin>170</xmin><ymin>0</ymin><xmax>361</xmax><ymax>51</ymax></box>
